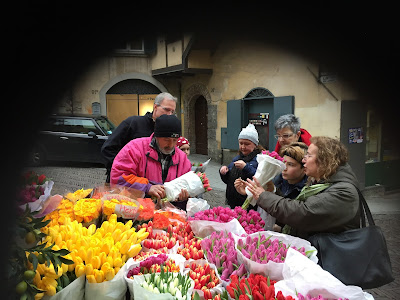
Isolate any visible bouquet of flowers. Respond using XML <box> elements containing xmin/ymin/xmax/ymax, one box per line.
<box><xmin>191</xmin><ymin>158</ymin><xmax>211</xmax><ymax>173</ymax></box>
<box><xmin>17</xmin><ymin>171</ymin><xmax>54</xmax><ymax>212</ymax></box>
<box><xmin>163</xmin><ymin>171</ymin><xmax>212</xmax><ymax>202</ymax></box>
<box><xmin>242</xmin><ymin>150</ymin><xmax>286</xmax><ymax>209</ymax></box>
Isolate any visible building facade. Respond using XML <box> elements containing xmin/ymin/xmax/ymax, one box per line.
<box><xmin>55</xmin><ymin>32</ymin><xmax>398</xmax><ymax>190</ymax></box>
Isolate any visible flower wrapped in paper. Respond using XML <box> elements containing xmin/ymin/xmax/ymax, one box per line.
<box><xmin>163</xmin><ymin>171</ymin><xmax>212</xmax><ymax>202</ymax></box>
<box><xmin>242</xmin><ymin>151</ymin><xmax>286</xmax><ymax>210</ymax></box>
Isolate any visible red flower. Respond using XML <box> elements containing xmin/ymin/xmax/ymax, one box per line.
<box><xmin>239</xmin><ymin>295</ymin><xmax>250</xmax><ymax>300</ymax></box>
<box><xmin>38</xmin><ymin>174</ymin><xmax>46</xmax><ymax>184</ymax></box>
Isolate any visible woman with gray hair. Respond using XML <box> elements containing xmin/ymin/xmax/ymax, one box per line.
<box><xmin>274</xmin><ymin>114</ymin><xmax>312</xmax><ymax>153</ymax></box>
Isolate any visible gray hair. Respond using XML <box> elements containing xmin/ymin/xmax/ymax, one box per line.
<box><xmin>274</xmin><ymin>114</ymin><xmax>301</xmax><ymax>133</ymax></box>
<box><xmin>154</xmin><ymin>92</ymin><xmax>178</xmax><ymax>105</ymax></box>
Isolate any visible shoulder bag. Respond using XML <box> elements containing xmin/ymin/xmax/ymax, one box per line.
<box><xmin>308</xmin><ymin>188</ymin><xmax>394</xmax><ymax>289</ymax></box>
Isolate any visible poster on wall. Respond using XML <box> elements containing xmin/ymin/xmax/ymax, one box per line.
<box><xmin>348</xmin><ymin>127</ymin><xmax>363</xmax><ymax>144</ymax></box>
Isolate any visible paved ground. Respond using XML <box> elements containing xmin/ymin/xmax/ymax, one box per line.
<box><xmin>25</xmin><ymin>154</ymin><xmax>399</xmax><ymax>299</ymax></box>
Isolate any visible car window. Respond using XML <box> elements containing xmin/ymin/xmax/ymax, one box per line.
<box><xmin>63</xmin><ymin>119</ymin><xmax>102</xmax><ymax>135</ymax></box>
<box><xmin>95</xmin><ymin>118</ymin><xmax>115</xmax><ymax>135</ymax></box>
<box><xmin>42</xmin><ymin>118</ymin><xmax>65</xmax><ymax>132</ymax></box>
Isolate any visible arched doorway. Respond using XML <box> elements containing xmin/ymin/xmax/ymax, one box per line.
<box><xmin>194</xmin><ymin>96</ymin><xmax>208</xmax><ymax>155</ymax></box>
<box><xmin>99</xmin><ymin>72</ymin><xmax>167</xmax><ymax>125</ymax></box>
<box><xmin>105</xmin><ymin>79</ymin><xmax>161</xmax><ymax>126</ymax></box>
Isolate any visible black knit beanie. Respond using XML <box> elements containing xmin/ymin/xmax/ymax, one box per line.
<box><xmin>154</xmin><ymin>114</ymin><xmax>181</xmax><ymax>138</ymax></box>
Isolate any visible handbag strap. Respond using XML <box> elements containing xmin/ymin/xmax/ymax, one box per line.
<box><xmin>356</xmin><ymin>187</ymin><xmax>375</xmax><ymax>227</ymax></box>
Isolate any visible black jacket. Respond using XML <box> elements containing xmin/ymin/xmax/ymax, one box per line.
<box><xmin>101</xmin><ymin>112</ymin><xmax>154</xmax><ymax>180</ymax></box>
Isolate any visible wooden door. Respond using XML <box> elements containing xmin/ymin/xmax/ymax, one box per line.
<box><xmin>106</xmin><ymin>94</ymin><xmax>138</xmax><ymax>126</ymax></box>
<box><xmin>195</xmin><ymin>96</ymin><xmax>208</xmax><ymax>155</ymax></box>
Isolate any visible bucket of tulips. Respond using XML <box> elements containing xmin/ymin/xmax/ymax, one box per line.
<box><xmin>200</xmin><ymin>231</ymin><xmax>247</xmax><ymax>286</ymax></box>
<box><xmin>132</xmin><ymin>268</ymin><xmax>195</xmax><ymax>300</ymax></box>
<box><xmin>184</xmin><ymin>259</ymin><xmax>224</xmax><ymax>300</ymax></box>
<box><xmin>17</xmin><ymin>171</ymin><xmax>54</xmax><ymax>213</ymax></box>
<box><xmin>188</xmin><ymin>206</ymin><xmax>266</xmax><ymax>238</ymax></box>
<box><xmin>125</xmin><ymin>253</ymin><xmax>186</xmax><ymax>299</ymax></box>
<box><xmin>234</xmin><ymin>231</ymin><xmax>317</xmax><ymax>281</ymax></box>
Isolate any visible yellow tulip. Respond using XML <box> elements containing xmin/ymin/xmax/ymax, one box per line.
<box><xmin>61</xmin><ymin>263</ymin><xmax>68</xmax><ymax>273</ymax></box>
<box><xmin>100</xmin><ymin>242</ymin><xmax>110</xmax><ymax>255</ymax></box>
<box><xmin>113</xmin><ymin>257</ymin><xmax>122</xmax><ymax>268</ymax></box>
<box><xmin>111</xmin><ymin>228</ymin><xmax>122</xmax><ymax>242</ymax></box>
<box><xmin>45</xmin><ymin>285</ymin><xmax>57</xmax><ymax>296</ymax></box>
<box><xmin>34</xmin><ymin>292</ymin><xmax>45</xmax><ymax>300</ymax></box>
<box><xmin>78</xmin><ymin>246</ymin><xmax>86</xmax><ymax>261</ymax></box>
<box><xmin>120</xmin><ymin>240</ymin><xmax>131</xmax><ymax>255</ymax></box>
<box><xmin>106</xmin><ymin>256</ymin><xmax>114</xmax><ymax>268</ymax></box>
<box><xmin>123</xmin><ymin>220</ymin><xmax>133</xmax><ymax>231</ymax></box>
<box><xmin>87</xmin><ymin>274</ymin><xmax>97</xmax><ymax>283</ymax></box>
<box><xmin>75</xmin><ymin>264</ymin><xmax>86</xmax><ymax>278</ymax></box>
<box><xmin>91</xmin><ymin>255</ymin><xmax>101</xmax><ymax>270</ymax></box>
<box><xmin>104</xmin><ymin>268</ymin><xmax>115</xmax><ymax>281</ymax></box>
<box><xmin>101</xmin><ymin>262</ymin><xmax>111</xmax><ymax>273</ymax></box>
<box><xmin>122</xmin><ymin>254</ymin><xmax>128</xmax><ymax>263</ymax></box>
<box><xmin>42</xmin><ymin>276</ymin><xmax>57</xmax><ymax>288</ymax></box>
<box><xmin>137</xmin><ymin>231</ymin><xmax>149</xmax><ymax>242</ymax></box>
<box><xmin>114</xmin><ymin>266</ymin><xmax>120</xmax><ymax>274</ymax></box>
<box><xmin>109</xmin><ymin>214</ymin><xmax>117</xmax><ymax>224</ymax></box>
<box><xmin>85</xmin><ymin>263</ymin><xmax>94</xmax><ymax>276</ymax></box>
<box><xmin>99</xmin><ymin>252</ymin><xmax>107</xmax><ymax>266</ymax></box>
<box><xmin>88</xmin><ymin>223</ymin><xmax>96</xmax><ymax>235</ymax></box>
<box><xmin>130</xmin><ymin>234</ymin><xmax>138</xmax><ymax>245</ymax></box>
<box><xmin>127</xmin><ymin>243</ymin><xmax>141</xmax><ymax>258</ymax></box>
<box><xmin>86</xmin><ymin>248</ymin><xmax>93</xmax><ymax>264</ymax></box>
<box><xmin>95</xmin><ymin>270</ymin><xmax>105</xmax><ymax>283</ymax></box>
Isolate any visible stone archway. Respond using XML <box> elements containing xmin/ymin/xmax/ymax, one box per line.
<box><xmin>183</xmin><ymin>83</ymin><xmax>218</xmax><ymax>160</ymax></box>
<box><xmin>99</xmin><ymin>72</ymin><xmax>167</xmax><ymax>116</ymax></box>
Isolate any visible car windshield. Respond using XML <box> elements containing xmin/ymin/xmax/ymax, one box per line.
<box><xmin>96</xmin><ymin>117</ymin><xmax>115</xmax><ymax>135</ymax></box>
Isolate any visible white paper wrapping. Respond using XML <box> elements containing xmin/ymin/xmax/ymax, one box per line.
<box><xmin>274</xmin><ymin>248</ymin><xmax>374</xmax><ymax>300</ymax></box>
<box><xmin>189</xmin><ymin>218</ymin><xmax>246</xmax><ymax>238</ymax></box>
<box><xmin>233</xmin><ymin>231</ymin><xmax>318</xmax><ymax>281</ymax></box>
<box><xmin>164</xmin><ymin>171</ymin><xmax>205</xmax><ymax>201</ymax></box>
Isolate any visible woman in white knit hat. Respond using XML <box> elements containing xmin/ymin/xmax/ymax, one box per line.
<box><xmin>219</xmin><ymin>123</ymin><xmax>265</xmax><ymax>209</ymax></box>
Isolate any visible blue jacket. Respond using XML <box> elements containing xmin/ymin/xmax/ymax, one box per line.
<box><xmin>272</xmin><ymin>173</ymin><xmax>308</xmax><ymax>199</ymax></box>
<box><xmin>220</xmin><ymin>150</ymin><xmax>259</xmax><ymax>208</ymax></box>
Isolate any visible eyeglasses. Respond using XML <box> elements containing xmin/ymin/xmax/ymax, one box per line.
<box><xmin>157</xmin><ymin>104</ymin><xmax>176</xmax><ymax>115</ymax></box>
<box><xmin>274</xmin><ymin>133</ymin><xmax>294</xmax><ymax>140</ymax></box>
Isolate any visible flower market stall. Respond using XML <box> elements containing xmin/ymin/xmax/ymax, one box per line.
<box><xmin>8</xmin><ymin>170</ymin><xmax>374</xmax><ymax>300</ymax></box>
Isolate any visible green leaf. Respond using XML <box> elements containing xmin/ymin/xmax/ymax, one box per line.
<box><xmin>27</xmin><ymin>282</ymin><xmax>46</xmax><ymax>293</ymax></box>
<box><xmin>31</xmin><ymin>255</ymin><xmax>38</xmax><ymax>271</ymax></box>
<box><xmin>53</xmin><ymin>248</ymin><xmax>70</xmax><ymax>257</ymax></box>
<box><xmin>58</xmin><ymin>256</ymin><xmax>74</xmax><ymax>265</ymax></box>
<box><xmin>193</xmin><ymin>291</ymin><xmax>201</xmax><ymax>300</ymax></box>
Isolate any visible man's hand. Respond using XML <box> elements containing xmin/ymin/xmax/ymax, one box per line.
<box><xmin>148</xmin><ymin>185</ymin><xmax>166</xmax><ymax>199</ymax></box>
<box><xmin>220</xmin><ymin>166</ymin><xmax>229</xmax><ymax>175</ymax></box>
<box><xmin>233</xmin><ymin>160</ymin><xmax>246</xmax><ymax>170</ymax></box>
<box><xmin>177</xmin><ymin>189</ymin><xmax>189</xmax><ymax>201</ymax></box>
<box><xmin>234</xmin><ymin>178</ymin><xmax>247</xmax><ymax>195</ymax></box>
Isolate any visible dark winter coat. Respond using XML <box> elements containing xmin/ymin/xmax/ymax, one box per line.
<box><xmin>220</xmin><ymin>149</ymin><xmax>260</xmax><ymax>209</ymax></box>
<box><xmin>257</xmin><ymin>163</ymin><xmax>360</xmax><ymax>239</ymax></box>
<box><xmin>101</xmin><ymin>112</ymin><xmax>154</xmax><ymax>181</ymax></box>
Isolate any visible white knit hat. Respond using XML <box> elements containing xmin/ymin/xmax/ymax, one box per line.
<box><xmin>238</xmin><ymin>123</ymin><xmax>259</xmax><ymax>145</ymax></box>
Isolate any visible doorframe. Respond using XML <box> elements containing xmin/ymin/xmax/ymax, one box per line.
<box><xmin>99</xmin><ymin>72</ymin><xmax>167</xmax><ymax>116</ymax></box>
<box><xmin>183</xmin><ymin>83</ymin><xmax>212</xmax><ymax>154</ymax></box>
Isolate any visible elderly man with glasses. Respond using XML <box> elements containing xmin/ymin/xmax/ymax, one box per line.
<box><xmin>274</xmin><ymin>114</ymin><xmax>312</xmax><ymax>153</ymax></box>
<box><xmin>101</xmin><ymin>92</ymin><xmax>177</xmax><ymax>183</ymax></box>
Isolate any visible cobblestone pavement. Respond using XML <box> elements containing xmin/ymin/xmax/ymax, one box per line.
<box><xmin>26</xmin><ymin>160</ymin><xmax>399</xmax><ymax>299</ymax></box>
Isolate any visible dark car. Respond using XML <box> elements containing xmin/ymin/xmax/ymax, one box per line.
<box><xmin>29</xmin><ymin>114</ymin><xmax>115</xmax><ymax>165</ymax></box>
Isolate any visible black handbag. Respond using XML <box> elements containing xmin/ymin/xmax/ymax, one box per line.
<box><xmin>308</xmin><ymin>188</ymin><xmax>394</xmax><ymax>289</ymax></box>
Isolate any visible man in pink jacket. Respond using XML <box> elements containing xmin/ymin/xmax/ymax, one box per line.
<box><xmin>111</xmin><ymin>115</ymin><xmax>192</xmax><ymax>209</ymax></box>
